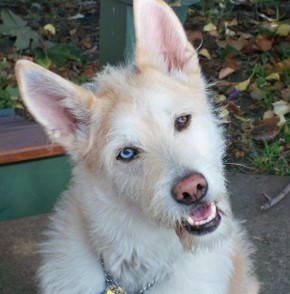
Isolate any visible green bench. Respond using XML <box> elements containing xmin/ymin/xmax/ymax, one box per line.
<box><xmin>0</xmin><ymin>110</ymin><xmax>71</xmax><ymax>221</ymax></box>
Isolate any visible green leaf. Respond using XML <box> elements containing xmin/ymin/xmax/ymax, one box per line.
<box><xmin>0</xmin><ymin>9</ymin><xmax>27</xmax><ymax>33</ymax></box>
<box><xmin>0</xmin><ymin>9</ymin><xmax>40</xmax><ymax>51</ymax></box>
<box><xmin>47</xmin><ymin>44</ymin><xmax>81</xmax><ymax>67</ymax></box>
<box><xmin>36</xmin><ymin>57</ymin><xmax>52</xmax><ymax>69</ymax></box>
<box><xmin>13</xmin><ymin>27</ymin><xmax>39</xmax><ymax>50</ymax></box>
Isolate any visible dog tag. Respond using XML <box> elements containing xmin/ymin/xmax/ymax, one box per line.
<box><xmin>105</xmin><ymin>285</ymin><xmax>126</xmax><ymax>294</ymax></box>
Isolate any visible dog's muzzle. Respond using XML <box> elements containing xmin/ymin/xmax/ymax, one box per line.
<box><xmin>172</xmin><ymin>172</ymin><xmax>221</xmax><ymax>235</ymax></box>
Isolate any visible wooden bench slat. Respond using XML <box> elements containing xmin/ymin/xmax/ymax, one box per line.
<box><xmin>0</xmin><ymin>115</ymin><xmax>65</xmax><ymax>165</ymax></box>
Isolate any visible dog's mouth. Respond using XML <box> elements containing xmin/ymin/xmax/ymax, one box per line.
<box><xmin>182</xmin><ymin>202</ymin><xmax>221</xmax><ymax>235</ymax></box>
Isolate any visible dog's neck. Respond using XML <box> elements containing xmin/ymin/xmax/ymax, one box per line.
<box><xmin>76</xmin><ymin>168</ymin><xmax>184</xmax><ymax>292</ymax></box>
<box><xmin>95</xmin><ymin>199</ymin><xmax>182</xmax><ymax>291</ymax></box>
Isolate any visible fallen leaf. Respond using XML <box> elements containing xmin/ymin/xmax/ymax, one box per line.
<box><xmin>252</xmin><ymin>125</ymin><xmax>280</xmax><ymax>142</ymax></box>
<box><xmin>214</xmin><ymin>94</ymin><xmax>227</xmax><ymax>103</ymax></box>
<box><xmin>209</xmin><ymin>30</ymin><xmax>219</xmax><ymax>38</ymax></box>
<box><xmin>216</xmin><ymin>40</ymin><xmax>227</xmax><ymax>49</ymax></box>
<box><xmin>218</xmin><ymin>67</ymin><xmax>235</xmax><ymax>79</ymax></box>
<box><xmin>265</xmin><ymin>73</ymin><xmax>280</xmax><ymax>81</ymax></box>
<box><xmin>80</xmin><ymin>37</ymin><xmax>92</xmax><ymax>49</ymax></box>
<box><xmin>82</xmin><ymin>64</ymin><xmax>96</xmax><ymax>78</ymax></box>
<box><xmin>224</xmin><ymin>19</ymin><xmax>238</xmax><ymax>27</ymax></box>
<box><xmin>199</xmin><ymin>48</ymin><xmax>211</xmax><ymax>60</ymax></box>
<box><xmin>256</xmin><ymin>35</ymin><xmax>273</xmax><ymax>51</ymax></box>
<box><xmin>227</xmin><ymin>38</ymin><xmax>248</xmax><ymax>51</ymax></box>
<box><xmin>261</xmin><ymin>117</ymin><xmax>279</xmax><ymax>126</ymax></box>
<box><xmin>238</xmin><ymin>32</ymin><xmax>253</xmax><ymax>39</ymax></box>
<box><xmin>186</xmin><ymin>30</ymin><xmax>203</xmax><ymax>43</ymax></box>
<box><xmin>67</xmin><ymin>13</ymin><xmax>84</xmax><ymax>20</ymax></box>
<box><xmin>277</xmin><ymin>115</ymin><xmax>287</xmax><ymax>128</ymax></box>
<box><xmin>276</xmin><ymin>24</ymin><xmax>290</xmax><ymax>37</ymax></box>
<box><xmin>263</xmin><ymin>110</ymin><xmax>274</xmax><ymax>120</ymax></box>
<box><xmin>225</xmin><ymin>28</ymin><xmax>236</xmax><ymax>37</ymax></box>
<box><xmin>273</xmin><ymin>100</ymin><xmax>290</xmax><ymax>116</ymax></box>
<box><xmin>235</xmin><ymin>150</ymin><xmax>245</xmax><ymax>158</ymax></box>
<box><xmin>250</xmin><ymin>84</ymin><xmax>264</xmax><ymax>100</ymax></box>
<box><xmin>227</xmin><ymin>101</ymin><xmax>245</xmax><ymax>116</ymax></box>
<box><xmin>219</xmin><ymin>107</ymin><xmax>230</xmax><ymax>123</ymax></box>
<box><xmin>69</xmin><ymin>28</ymin><xmax>77</xmax><ymax>36</ymax></box>
<box><xmin>235</xmin><ymin>77</ymin><xmax>251</xmax><ymax>91</ymax></box>
<box><xmin>44</xmin><ymin>23</ymin><xmax>56</xmax><ymax>35</ymax></box>
<box><xmin>203</xmin><ymin>22</ymin><xmax>217</xmax><ymax>32</ymax></box>
<box><xmin>281</xmin><ymin>88</ymin><xmax>290</xmax><ymax>101</ymax></box>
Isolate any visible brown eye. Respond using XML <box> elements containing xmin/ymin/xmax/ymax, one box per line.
<box><xmin>175</xmin><ymin>114</ymin><xmax>191</xmax><ymax>131</ymax></box>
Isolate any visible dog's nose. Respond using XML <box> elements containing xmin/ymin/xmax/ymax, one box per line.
<box><xmin>172</xmin><ymin>173</ymin><xmax>208</xmax><ymax>205</ymax></box>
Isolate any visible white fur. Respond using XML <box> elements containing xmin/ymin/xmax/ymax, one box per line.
<box><xmin>15</xmin><ymin>0</ymin><xmax>259</xmax><ymax>293</ymax></box>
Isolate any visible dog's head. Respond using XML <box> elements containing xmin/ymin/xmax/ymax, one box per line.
<box><xmin>16</xmin><ymin>0</ymin><xmax>232</xmax><ymax>250</ymax></box>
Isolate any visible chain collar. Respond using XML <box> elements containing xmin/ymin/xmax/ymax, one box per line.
<box><xmin>100</xmin><ymin>255</ymin><xmax>156</xmax><ymax>294</ymax></box>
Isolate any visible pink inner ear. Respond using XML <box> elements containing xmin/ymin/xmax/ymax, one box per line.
<box><xmin>140</xmin><ymin>3</ymin><xmax>188</xmax><ymax>72</ymax></box>
<box><xmin>24</xmin><ymin>74</ymin><xmax>78</xmax><ymax>135</ymax></box>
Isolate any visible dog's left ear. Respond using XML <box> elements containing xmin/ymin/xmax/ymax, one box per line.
<box><xmin>133</xmin><ymin>0</ymin><xmax>200</xmax><ymax>76</ymax></box>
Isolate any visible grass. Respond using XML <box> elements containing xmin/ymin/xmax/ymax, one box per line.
<box><xmin>250</xmin><ymin>140</ymin><xmax>290</xmax><ymax>176</ymax></box>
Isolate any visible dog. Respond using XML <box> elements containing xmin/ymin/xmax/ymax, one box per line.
<box><xmin>15</xmin><ymin>0</ymin><xmax>260</xmax><ymax>293</ymax></box>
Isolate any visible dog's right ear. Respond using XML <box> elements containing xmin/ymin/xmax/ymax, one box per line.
<box><xmin>133</xmin><ymin>0</ymin><xmax>200</xmax><ymax>76</ymax></box>
<box><xmin>15</xmin><ymin>60</ymin><xmax>96</xmax><ymax>154</ymax></box>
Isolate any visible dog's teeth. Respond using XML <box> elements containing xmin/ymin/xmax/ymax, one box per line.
<box><xmin>186</xmin><ymin>216</ymin><xmax>194</xmax><ymax>225</ymax></box>
<box><xmin>186</xmin><ymin>202</ymin><xmax>218</xmax><ymax>227</ymax></box>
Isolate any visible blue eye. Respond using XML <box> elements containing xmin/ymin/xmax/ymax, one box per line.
<box><xmin>175</xmin><ymin>114</ymin><xmax>191</xmax><ymax>131</ymax></box>
<box><xmin>117</xmin><ymin>147</ymin><xmax>138</xmax><ymax>161</ymax></box>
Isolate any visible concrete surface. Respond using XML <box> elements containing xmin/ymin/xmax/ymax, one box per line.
<box><xmin>0</xmin><ymin>173</ymin><xmax>289</xmax><ymax>294</ymax></box>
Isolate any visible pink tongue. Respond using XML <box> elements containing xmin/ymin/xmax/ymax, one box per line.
<box><xmin>190</xmin><ymin>203</ymin><xmax>212</xmax><ymax>221</ymax></box>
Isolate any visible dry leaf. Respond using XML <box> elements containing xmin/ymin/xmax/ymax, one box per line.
<box><xmin>263</xmin><ymin>110</ymin><xmax>274</xmax><ymax>120</ymax></box>
<box><xmin>69</xmin><ymin>28</ymin><xmax>77</xmax><ymax>36</ymax></box>
<box><xmin>256</xmin><ymin>36</ymin><xmax>273</xmax><ymax>51</ymax></box>
<box><xmin>225</xmin><ymin>28</ymin><xmax>236</xmax><ymax>37</ymax></box>
<box><xmin>227</xmin><ymin>101</ymin><xmax>245</xmax><ymax>116</ymax></box>
<box><xmin>214</xmin><ymin>94</ymin><xmax>227</xmax><ymax>103</ymax></box>
<box><xmin>252</xmin><ymin>125</ymin><xmax>280</xmax><ymax>142</ymax></box>
<box><xmin>265</xmin><ymin>73</ymin><xmax>280</xmax><ymax>81</ymax></box>
<box><xmin>186</xmin><ymin>30</ymin><xmax>203</xmax><ymax>43</ymax></box>
<box><xmin>273</xmin><ymin>100</ymin><xmax>290</xmax><ymax>116</ymax></box>
<box><xmin>276</xmin><ymin>24</ymin><xmax>290</xmax><ymax>37</ymax></box>
<box><xmin>281</xmin><ymin>88</ymin><xmax>290</xmax><ymax>101</ymax></box>
<box><xmin>82</xmin><ymin>64</ymin><xmax>96</xmax><ymax>78</ymax></box>
<box><xmin>209</xmin><ymin>30</ymin><xmax>219</xmax><ymax>38</ymax></box>
<box><xmin>238</xmin><ymin>32</ymin><xmax>253</xmax><ymax>39</ymax></box>
<box><xmin>261</xmin><ymin>117</ymin><xmax>280</xmax><ymax>126</ymax></box>
<box><xmin>227</xmin><ymin>38</ymin><xmax>248</xmax><ymax>51</ymax></box>
<box><xmin>250</xmin><ymin>85</ymin><xmax>264</xmax><ymax>100</ymax></box>
<box><xmin>203</xmin><ymin>22</ymin><xmax>217</xmax><ymax>32</ymax></box>
<box><xmin>218</xmin><ymin>67</ymin><xmax>235</xmax><ymax>79</ymax></box>
<box><xmin>219</xmin><ymin>107</ymin><xmax>230</xmax><ymax>123</ymax></box>
<box><xmin>224</xmin><ymin>19</ymin><xmax>238</xmax><ymax>27</ymax></box>
<box><xmin>199</xmin><ymin>48</ymin><xmax>211</xmax><ymax>60</ymax></box>
<box><xmin>235</xmin><ymin>150</ymin><xmax>245</xmax><ymax>158</ymax></box>
<box><xmin>235</xmin><ymin>77</ymin><xmax>251</xmax><ymax>91</ymax></box>
<box><xmin>216</xmin><ymin>40</ymin><xmax>227</xmax><ymax>49</ymax></box>
<box><xmin>44</xmin><ymin>23</ymin><xmax>56</xmax><ymax>35</ymax></box>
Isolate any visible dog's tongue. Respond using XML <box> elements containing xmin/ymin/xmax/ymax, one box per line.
<box><xmin>190</xmin><ymin>203</ymin><xmax>212</xmax><ymax>221</ymax></box>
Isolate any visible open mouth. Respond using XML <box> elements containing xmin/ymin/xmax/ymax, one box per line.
<box><xmin>182</xmin><ymin>202</ymin><xmax>221</xmax><ymax>235</ymax></box>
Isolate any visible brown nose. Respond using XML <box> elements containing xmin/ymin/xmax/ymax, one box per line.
<box><xmin>172</xmin><ymin>173</ymin><xmax>208</xmax><ymax>205</ymax></box>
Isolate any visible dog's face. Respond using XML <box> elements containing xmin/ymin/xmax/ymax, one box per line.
<box><xmin>16</xmin><ymin>0</ymin><xmax>232</xmax><ymax>250</ymax></box>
